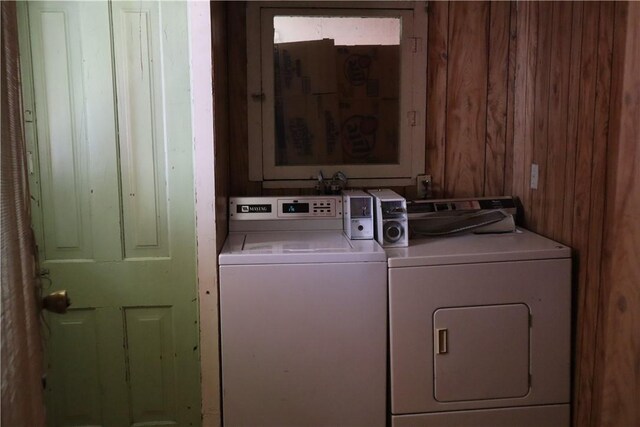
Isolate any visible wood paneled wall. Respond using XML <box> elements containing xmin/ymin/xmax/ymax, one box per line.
<box><xmin>592</xmin><ymin>3</ymin><xmax>639</xmax><ymax>426</ymax></box>
<box><xmin>217</xmin><ymin>1</ymin><xmax>637</xmax><ymax>425</ymax></box>
<box><xmin>509</xmin><ymin>3</ymin><xmax>635</xmax><ymax>426</ymax></box>
<box><xmin>426</xmin><ymin>1</ymin><xmax>515</xmax><ymax>198</ymax></box>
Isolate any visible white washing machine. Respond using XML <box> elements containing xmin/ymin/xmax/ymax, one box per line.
<box><xmin>219</xmin><ymin>196</ymin><xmax>387</xmax><ymax>427</ymax></box>
<box><xmin>387</xmin><ymin>228</ymin><xmax>572</xmax><ymax>427</ymax></box>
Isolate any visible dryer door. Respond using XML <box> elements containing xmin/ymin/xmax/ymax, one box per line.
<box><xmin>389</xmin><ymin>258</ymin><xmax>571</xmax><ymax>415</ymax></box>
<box><xmin>433</xmin><ymin>304</ymin><xmax>530</xmax><ymax>402</ymax></box>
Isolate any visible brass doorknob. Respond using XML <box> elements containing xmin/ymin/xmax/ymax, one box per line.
<box><xmin>42</xmin><ymin>290</ymin><xmax>71</xmax><ymax>314</ymax></box>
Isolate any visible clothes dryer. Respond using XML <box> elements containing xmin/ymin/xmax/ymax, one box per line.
<box><xmin>387</xmin><ymin>228</ymin><xmax>571</xmax><ymax>426</ymax></box>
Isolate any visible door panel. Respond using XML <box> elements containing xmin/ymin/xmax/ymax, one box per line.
<box><xmin>125</xmin><ymin>307</ymin><xmax>177</xmax><ymax>425</ymax></box>
<box><xmin>111</xmin><ymin>2</ymin><xmax>169</xmax><ymax>259</ymax></box>
<box><xmin>49</xmin><ymin>309</ymin><xmax>102</xmax><ymax>426</ymax></box>
<box><xmin>30</xmin><ymin>3</ymin><xmax>97</xmax><ymax>261</ymax></box>
<box><xmin>21</xmin><ymin>2</ymin><xmax>200</xmax><ymax>425</ymax></box>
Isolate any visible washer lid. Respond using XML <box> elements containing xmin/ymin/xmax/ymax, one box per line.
<box><xmin>219</xmin><ymin>231</ymin><xmax>387</xmax><ymax>265</ymax></box>
<box><xmin>386</xmin><ymin>228</ymin><xmax>570</xmax><ymax>267</ymax></box>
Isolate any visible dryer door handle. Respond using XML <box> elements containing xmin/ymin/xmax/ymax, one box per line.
<box><xmin>436</xmin><ymin>328</ymin><xmax>448</xmax><ymax>354</ymax></box>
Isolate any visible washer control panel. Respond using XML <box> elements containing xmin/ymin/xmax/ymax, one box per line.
<box><xmin>230</xmin><ymin>196</ymin><xmax>342</xmax><ymax>221</ymax></box>
<box><xmin>279</xmin><ymin>198</ymin><xmax>338</xmax><ymax>218</ymax></box>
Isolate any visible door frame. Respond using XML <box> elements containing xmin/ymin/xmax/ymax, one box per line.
<box><xmin>187</xmin><ymin>2</ymin><xmax>220</xmax><ymax>426</ymax></box>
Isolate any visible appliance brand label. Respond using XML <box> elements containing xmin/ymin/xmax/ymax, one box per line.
<box><xmin>237</xmin><ymin>204</ymin><xmax>272</xmax><ymax>214</ymax></box>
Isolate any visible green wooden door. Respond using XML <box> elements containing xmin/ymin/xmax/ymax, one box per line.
<box><xmin>19</xmin><ymin>2</ymin><xmax>201</xmax><ymax>425</ymax></box>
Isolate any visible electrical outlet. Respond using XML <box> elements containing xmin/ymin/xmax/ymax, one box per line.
<box><xmin>530</xmin><ymin>164</ymin><xmax>539</xmax><ymax>189</ymax></box>
<box><xmin>416</xmin><ymin>174</ymin><xmax>432</xmax><ymax>199</ymax></box>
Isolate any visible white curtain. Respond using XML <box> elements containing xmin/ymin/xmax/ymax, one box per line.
<box><xmin>1</xmin><ymin>1</ymin><xmax>47</xmax><ymax>425</ymax></box>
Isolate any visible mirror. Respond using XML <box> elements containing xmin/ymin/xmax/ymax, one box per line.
<box><xmin>272</xmin><ymin>16</ymin><xmax>401</xmax><ymax>166</ymax></box>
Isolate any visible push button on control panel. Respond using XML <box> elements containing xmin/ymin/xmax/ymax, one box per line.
<box><xmin>306</xmin><ymin>199</ymin><xmax>337</xmax><ymax>216</ymax></box>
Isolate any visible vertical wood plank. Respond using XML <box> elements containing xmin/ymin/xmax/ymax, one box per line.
<box><xmin>593</xmin><ymin>3</ymin><xmax>640</xmax><ymax>425</ymax></box>
<box><xmin>513</xmin><ymin>1</ymin><xmax>538</xmax><ymax>222</ymax></box>
<box><xmin>227</xmin><ymin>2</ymin><xmax>261</xmax><ymax>197</ymax></box>
<box><xmin>484</xmin><ymin>1</ymin><xmax>510</xmax><ymax>196</ymax></box>
<box><xmin>522</xmin><ymin>1</ymin><xmax>538</xmax><ymax>226</ymax></box>
<box><xmin>542</xmin><ymin>2</ymin><xmax>573</xmax><ymax>241</ymax></box>
<box><xmin>583</xmin><ymin>1</ymin><xmax>615</xmax><ymax>424</ymax></box>
<box><xmin>512</xmin><ymin>1</ymin><xmax>532</xmax><ymax>203</ymax></box>
<box><xmin>586</xmin><ymin>0</ymin><xmax>614</xmax><ymax>309</ymax></box>
<box><xmin>578</xmin><ymin>7</ymin><xmax>616</xmax><ymax>424</ymax></box>
<box><xmin>561</xmin><ymin>2</ymin><xmax>584</xmax><ymax>245</ymax></box>
<box><xmin>529</xmin><ymin>2</ymin><xmax>553</xmax><ymax>231</ymax></box>
<box><xmin>445</xmin><ymin>1</ymin><xmax>489</xmax><ymax>197</ymax></box>
<box><xmin>425</xmin><ymin>1</ymin><xmax>449</xmax><ymax>197</ymax></box>
<box><xmin>503</xmin><ymin>2</ymin><xmax>517</xmax><ymax>196</ymax></box>
<box><xmin>571</xmin><ymin>4</ymin><xmax>601</xmax><ymax>426</ymax></box>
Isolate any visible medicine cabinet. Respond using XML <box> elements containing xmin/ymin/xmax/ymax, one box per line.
<box><xmin>246</xmin><ymin>2</ymin><xmax>427</xmax><ymax>188</ymax></box>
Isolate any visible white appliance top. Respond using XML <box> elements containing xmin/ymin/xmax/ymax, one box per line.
<box><xmin>219</xmin><ymin>230</ymin><xmax>387</xmax><ymax>265</ymax></box>
<box><xmin>386</xmin><ymin>228</ymin><xmax>571</xmax><ymax>268</ymax></box>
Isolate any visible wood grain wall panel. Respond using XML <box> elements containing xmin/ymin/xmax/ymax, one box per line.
<box><xmin>529</xmin><ymin>2</ymin><xmax>553</xmax><ymax>231</ymax></box>
<box><xmin>425</xmin><ymin>1</ymin><xmax>449</xmax><ymax>197</ymax></box>
<box><xmin>514</xmin><ymin>1</ymin><xmax>539</xmax><ymax>225</ymax></box>
<box><xmin>484</xmin><ymin>2</ymin><xmax>510</xmax><ymax>196</ymax></box>
<box><xmin>584</xmin><ymin>8</ymin><xmax>615</xmax><ymax>419</ymax></box>
<box><xmin>571</xmin><ymin>5</ymin><xmax>601</xmax><ymax>425</ymax></box>
<box><xmin>587</xmin><ymin>0</ymin><xmax>614</xmax><ymax>273</ymax></box>
<box><xmin>593</xmin><ymin>3</ymin><xmax>640</xmax><ymax>425</ymax></box>
<box><xmin>590</xmin><ymin>3</ymin><xmax>627</xmax><ymax>424</ymax></box>
<box><xmin>495</xmin><ymin>2</ymin><xmax>625</xmax><ymax>425</ymax></box>
<box><xmin>512</xmin><ymin>1</ymin><xmax>532</xmax><ymax>203</ymax></box>
<box><xmin>522</xmin><ymin>1</ymin><xmax>539</xmax><ymax>226</ymax></box>
<box><xmin>541</xmin><ymin>2</ymin><xmax>572</xmax><ymax>241</ymax></box>
<box><xmin>444</xmin><ymin>1</ymin><xmax>489</xmax><ymax>197</ymax></box>
<box><xmin>509</xmin><ymin>2</ymin><xmax>621</xmax><ymax>426</ymax></box>
<box><xmin>560</xmin><ymin>2</ymin><xmax>584</xmax><ymax>245</ymax></box>
<box><xmin>227</xmin><ymin>2</ymin><xmax>261</xmax><ymax>197</ymax></box>
<box><xmin>586</xmin><ymin>2</ymin><xmax>618</xmax><ymax>425</ymax></box>
<box><xmin>262</xmin><ymin>187</ymin><xmax>318</xmax><ymax>197</ymax></box>
<box><xmin>502</xmin><ymin>2</ymin><xmax>517</xmax><ymax>196</ymax></box>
